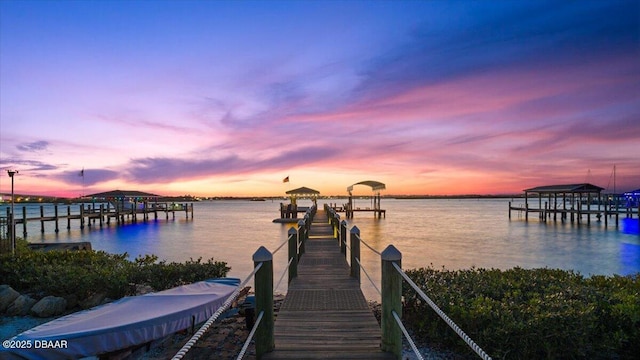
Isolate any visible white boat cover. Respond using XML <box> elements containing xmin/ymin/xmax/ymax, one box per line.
<box><xmin>1</xmin><ymin>278</ymin><xmax>240</xmax><ymax>360</ymax></box>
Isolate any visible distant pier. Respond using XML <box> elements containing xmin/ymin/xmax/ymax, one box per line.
<box><xmin>509</xmin><ymin>183</ymin><xmax>639</xmax><ymax>228</ymax></box>
<box><xmin>2</xmin><ymin>201</ymin><xmax>193</xmax><ymax>239</ymax></box>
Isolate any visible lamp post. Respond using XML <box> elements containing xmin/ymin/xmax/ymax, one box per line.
<box><xmin>7</xmin><ymin>170</ymin><xmax>18</xmax><ymax>255</ymax></box>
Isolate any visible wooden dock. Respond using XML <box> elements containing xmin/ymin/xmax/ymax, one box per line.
<box><xmin>263</xmin><ymin>209</ymin><xmax>394</xmax><ymax>359</ymax></box>
<box><xmin>2</xmin><ymin>202</ymin><xmax>193</xmax><ymax>239</ymax></box>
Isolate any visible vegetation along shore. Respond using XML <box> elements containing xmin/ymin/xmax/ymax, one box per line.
<box><xmin>1</xmin><ymin>241</ymin><xmax>638</xmax><ymax>359</ymax></box>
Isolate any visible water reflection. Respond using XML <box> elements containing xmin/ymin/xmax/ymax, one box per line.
<box><xmin>3</xmin><ymin>199</ymin><xmax>638</xmax><ymax>301</ymax></box>
<box><xmin>621</xmin><ymin>218</ymin><xmax>639</xmax><ymax>236</ymax></box>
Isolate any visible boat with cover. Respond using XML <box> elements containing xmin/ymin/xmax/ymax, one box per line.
<box><xmin>1</xmin><ymin>278</ymin><xmax>240</xmax><ymax>360</ymax></box>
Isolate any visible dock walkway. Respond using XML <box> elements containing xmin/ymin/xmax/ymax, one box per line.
<box><xmin>263</xmin><ymin>209</ymin><xmax>394</xmax><ymax>359</ymax></box>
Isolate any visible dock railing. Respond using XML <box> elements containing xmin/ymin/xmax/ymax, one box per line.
<box><xmin>325</xmin><ymin>204</ymin><xmax>492</xmax><ymax>360</ymax></box>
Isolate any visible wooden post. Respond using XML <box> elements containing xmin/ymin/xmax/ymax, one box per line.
<box><xmin>508</xmin><ymin>201</ymin><xmax>511</xmax><ymax>220</ymax></box>
<box><xmin>40</xmin><ymin>205</ymin><xmax>45</xmax><ymax>233</ymax></box>
<box><xmin>288</xmin><ymin>227</ymin><xmax>298</xmax><ymax>283</ymax></box>
<box><xmin>253</xmin><ymin>246</ymin><xmax>274</xmax><ymax>358</ymax></box>
<box><xmin>587</xmin><ymin>193</ymin><xmax>591</xmax><ymax>225</ymax></box>
<box><xmin>350</xmin><ymin>226</ymin><xmax>361</xmax><ymax>283</ymax></box>
<box><xmin>577</xmin><ymin>198</ymin><xmax>582</xmax><ymax>224</ymax></box>
<box><xmin>54</xmin><ymin>205</ymin><xmax>59</xmax><ymax>233</ymax></box>
<box><xmin>134</xmin><ymin>200</ymin><xmax>138</xmax><ymax>223</ymax></box>
<box><xmin>99</xmin><ymin>204</ymin><xmax>104</xmax><ymax>227</ymax></box>
<box><xmin>6</xmin><ymin>208</ymin><xmax>12</xmax><ymax>242</ymax></box>
<box><xmin>22</xmin><ymin>206</ymin><xmax>27</xmax><ymax>236</ymax></box>
<box><xmin>524</xmin><ymin>192</ymin><xmax>528</xmax><ymax>221</ymax></box>
<box><xmin>297</xmin><ymin>220</ymin><xmax>306</xmax><ymax>256</ymax></box>
<box><xmin>381</xmin><ymin>245</ymin><xmax>402</xmax><ymax>358</ymax></box>
<box><xmin>333</xmin><ymin>213</ymin><xmax>340</xmax><ymax>240</ymax></box>
<box><xmin>340</xmin><ymin>220</ymin><xmax>347</xmax><ymax>256</ymax></box>
<box><xmin>538</xmin><ymin>194</ymin><xmax>542</xmax><ymax>220</ymax></box>
<box><xmin>67</xmin><ymin>206</ymin><xmax>71</xmax><ymax>229</ymax></box>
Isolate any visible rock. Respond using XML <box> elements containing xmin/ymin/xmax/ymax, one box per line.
<box><xmin>63</xmin><ymin>294</ymin><xmax>78</xmax><ymax>309</ymax></box>
<box><xmin>0</xmin><ymin>285</ymin><xmax>20</xmax><ymax>313</ymax></box>
<box><xmin>79</xmin><ymin>292</ymin><xmax>106</xmax><ymax>309</ymax></box>
<box><xmin>31</xmin><ymin>296</ymin><xmax>67</xmax><ymax>317</ymax></box>
<box><xmin>6</xmin><ymin>295</ymin><xmax>38</xmax><ymax>316</ymax></box>
<box><xmin>134</xmin><ymin>284</ymin><xmax>154</xmax><ymax>295</ymax></box>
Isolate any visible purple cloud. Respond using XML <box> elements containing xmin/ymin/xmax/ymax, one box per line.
<box><xmin>16</xmin><ymin>140</ymin><xmax>49</xmax><ymax>152</ymax></box>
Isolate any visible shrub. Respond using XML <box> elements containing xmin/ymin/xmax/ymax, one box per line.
<box><xmin>0</xmin><ymin>240</ymin><xmax>230</xmax><ymax>302</ymax></box>
<box><xmin>403</xmin><ymin>267</ymin><xmax>639</xmax><ymax>359</ymax></box>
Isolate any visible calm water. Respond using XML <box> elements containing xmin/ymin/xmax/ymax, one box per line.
<box><xmin>4</xmin><ymin>199</ymin><xmax>639</xmax><ymax>300</ymax></box>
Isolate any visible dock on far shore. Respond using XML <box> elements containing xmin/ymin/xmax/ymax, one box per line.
<box><xmin>509</xmin><ymin>183</ymin><xmax>639</xmax><ymax>228</ymax></box>
<box><xmin>1</xmin><ymin>200</ymin><xmax>193</xmax><ymax>240</ymax></box>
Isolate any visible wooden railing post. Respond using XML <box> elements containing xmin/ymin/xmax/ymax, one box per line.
<box><xmin>288</xmin><ymin>227</ymin><xmax>298</xmax><ymax>283</ymax></box>
<box><xmin>253</xmin><ymin>246</ymin><xmax>274</xmax><ymax>358</ymax></box>
<box><xmin>21</xmin><ymin>206</ymin><xmax>27</xmax><ymax>237</ymax></box>
<box><xmin>350</xmin><ymin>226</ymin><xmax>360</xmax><ymax>282</ymax></box>
<box><xmin>297</xmin><ymin>220</ymin><xmax>306</xmax><ymax>256</ymax></box>
<box><xmin>381</xmin><ymin>245</ymin><xmax>402</xmax><ymax>359</ymax></box>
<box><xmin>340</xmin><ymin>220</ymin><xmax>347</xmax><ymax>256</ymax></box>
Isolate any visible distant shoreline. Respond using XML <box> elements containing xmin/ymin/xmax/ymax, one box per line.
<box><xmin>0</xmin><ymin>194</ymin><xmax>525</xmax><ymax>204</ymax></box>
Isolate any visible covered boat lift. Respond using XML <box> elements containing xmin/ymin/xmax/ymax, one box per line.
<box><xmin>343</xmin><ymin>180</ymin><xmax>386</xmax><ymax>219</ymax></box>
<box><xmin>275</xmin><ymin>187</ymin><xmax>320</xmax><ymax>222</ymax></box>
<box><xmin>509</xmin><ymin>183</ymin><xmax>609</xmax><ymax>225</ymax></box>
<box><xmin>87</xmin><ymin>189</ymin><xmax>193</xmax><ymax>223</ymax></box>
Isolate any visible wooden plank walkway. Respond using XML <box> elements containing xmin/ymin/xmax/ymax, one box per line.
<box><xmin>263</xmin><ymin>210</ymin><xmax>394</xmax><ymax>359</ymax></box>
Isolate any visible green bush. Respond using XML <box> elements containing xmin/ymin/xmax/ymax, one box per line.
<box><xmin>0</xmin><ymin>241</ymin><xmax>230</xmax><ymax>301</ymax></box>
<box><xmin>403</xmin><ymin>267</ymin><xmax>639</xmax><ymax>359</ymax></box>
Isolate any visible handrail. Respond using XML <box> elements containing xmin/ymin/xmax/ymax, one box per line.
<box><xmin>339</xmin><ymin>220</ymin><xmax>491</xmax><ymax>360</ymax></box>
<box><xmin>392</xmin><ymin>262</ymin><xmax>492</xmax><ymax>360</ymax></box>
<box><xmin>392</xmin><ymin>310</ymin><xmax>424</xmax><ymax>360</ymax></box>
<box><xmin>271</xmin><ymin>237</ymin><xmax>289</xmax><ymax>255</ymax></box>
<box><xmin>274</xmin><ymin>257</ymin><xmax>294</xmax><ymax>293</ymax></box>
<box><xmin>359</xmin><ymin>236</ymin><xmax>382</xmax><ymax>256</ymax></box>
<box><xmin>355</xmin><ymin>257</ymin><xmax>381</xmax><ymax>296</ymax></box>
<box><xmin>236</xmin><ymin>310</ymin><xmax>264</xmax><ymax>360</ymax></box>
<box><xmin>172</xmin><ymin>262</ymin><xmax>264</xmax><ymax>360</ymax></box>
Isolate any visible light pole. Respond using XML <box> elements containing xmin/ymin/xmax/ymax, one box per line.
<box><xmin>7</xmin><ymin>170</ymin><xmax>18</xmax><ymax>255</ymax></box>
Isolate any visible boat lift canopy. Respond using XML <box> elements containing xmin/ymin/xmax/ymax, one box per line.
<box><xmin>347</xmin><ymin>180</ymin><xmax>386</xmax><ymax>195</ymax></box>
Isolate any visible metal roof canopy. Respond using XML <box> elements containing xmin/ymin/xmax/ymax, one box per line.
<box><xmin>523</xmin><ymin>183</ymin><xmax>604</xmax><ymax>194</ymax></box>
<box><xmin>87</xmin><ymin>190</ymin><xmax>160</xmax><ymax>199</ymax></box>
<box><xmin>285</xmin><ymin>187</ymin><xmax>320</xmax><ymax>196</ymax></box>
<box><xmin>347</xmin><ymin>180</ymin><xmax>386</xmax><ymax>193</ymax></box>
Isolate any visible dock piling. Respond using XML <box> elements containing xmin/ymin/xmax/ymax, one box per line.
<box><xmin>350</xmin><ymin>226</ymin><xmax>361</xmax><ymax>283</ymax></box>
<box><xmin>287</xmin><ymin>227</ymin><xmax>298</xmax><ymax>284</ymax></box>
<box><xmin>381</xmin><ymin>245</ymin><xmax>402</xmax><ymax>358</ymax></box>
<box><xmin>253</xmin><ymin>246</ymin><xmax>274</xmax><ymax>358</ymax></box>
<box><xmin>340</xmin><ymin>220</ymin><xmax>347</xmax><ymax>256</ymax></box>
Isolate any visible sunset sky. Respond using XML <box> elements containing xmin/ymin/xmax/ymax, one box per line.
<box><xmin>1</xmin><ymin>0</ymin><xmax>639</xmax><ymax>198</ymax></box>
